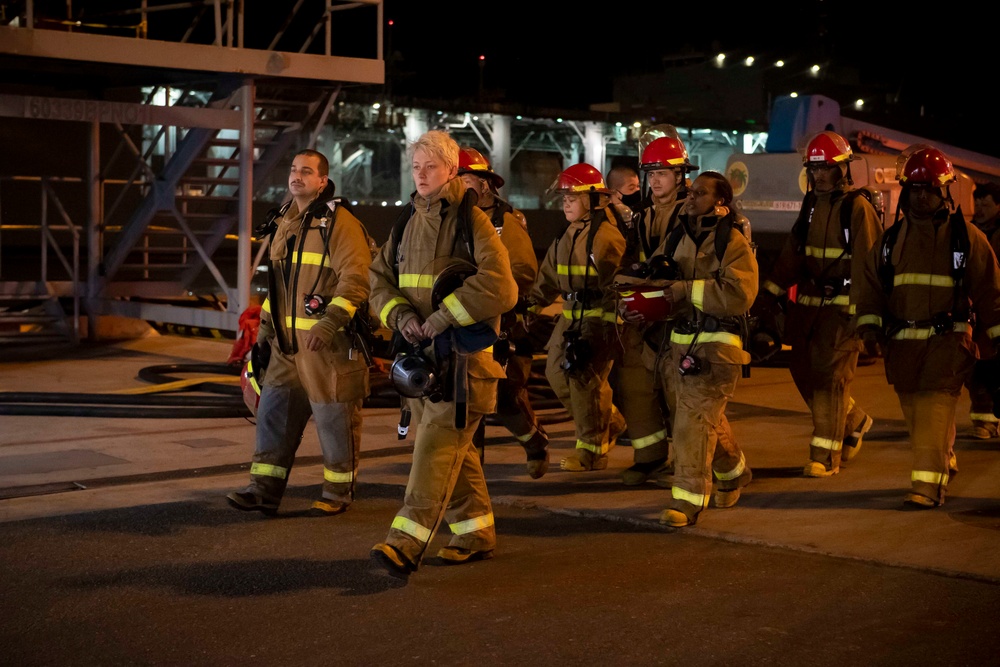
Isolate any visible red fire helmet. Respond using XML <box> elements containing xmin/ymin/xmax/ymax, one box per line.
<box><xmin>803</xmin><ymin>131</ymin><xmax>855</xmax><ymax>166</ymax></box>
<box><xmin>898</xmin><ymin>146</ymin><xmax>956</xmax><ymax>187</ymax></box>
<box><xmin>550</xmin><ymin>162</ymin><xmax>609</xmax><ymax>194</ymax></box>
<box><xmin>457</xmin><ymin>146</ymin><xmax>504</xmax><ymax>188</ymax></box>
<box><xmin>639</xmin><ymin>136</ymin><xmax>696</xmax><ymax>172</ymax></box>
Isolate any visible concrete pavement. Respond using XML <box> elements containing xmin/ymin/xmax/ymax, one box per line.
<box><xmin>2</xmin><ymin>332</ymin><xmax>1000</xmax><ymax>583</ymax></box>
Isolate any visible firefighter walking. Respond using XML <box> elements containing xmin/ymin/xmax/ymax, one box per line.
<box><xmin>613</xmin><ymin>132</ymin><xmax>695</xmax><ymax>486</ymax></box>
<box><xmin>761</xmin><ymin>131</ymin><xmax>881</xmax><ymax>477</ymax></box>
<box><xmin>527</xmin><ymin>163</ymin><xmax>627</xmax><ymax>472</ymax></box>
<box><xmin>856</xmin><ymin>145</ymin><xmax>1000</xmax><ymax>508</ymax></box>
<box><xmin>643</xmin><ymin>171</ymin><xmax>756</xmax><ymax>527</ymax></box>
<box><xmin>457</xmin><ymin>146</ymin><xmax>550</xmax><ymax>478</ymax></box>
<box><xmin>226</xmin><ymin>149</ymin><xmax>373</xmax><ymax>517</ymax></box>
<box><xmin>368</xmin><ymin>130</ymin><xmax>518</xmax><ymax>580</ymax></box>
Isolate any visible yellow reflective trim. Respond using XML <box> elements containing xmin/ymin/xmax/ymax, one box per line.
<box><xmin>715</xmin><ymin>452</ymin><xmax>746</xmax><ymax>481</ymax></box>
<box><xmin>691</xmin><ymin>280</ymin><xmax>705</xmax><ymax>310</ymax></box>
<box><xmin>810</xmin><ymin>436</ymin><xmax>842</xmax><ymax>451</ymax></box>
<box><xmin>797</xmin><ymin>294</ymin><xmax>851</xmax><ymax>307</ymax></box>
<box><xmin>669</xmin><ymin>330</ymin><xmax>743</xmax><ymax>348</ymax></box>
<box><xmin>847</xmin><ymin>396</ymin><xmax>856</xmax><ymax>412</ymax></box>
<box><xmin>391</xmin><ymin>515</ymin><xmax>432</xmax><ymax>543</ymax></box>
<box><xmin>603</xmin><ymin>311</ymin><xmax>618</xmax><ymax>323</ymax></box>
<box><xmin>672</xmin><ymin>485</ymin><xmax>710</xmax><ymax>508</ymax></box>
<box><xmin>399</xmin><ymin>273</ymin><xmax>435</xmax><ymax>289</ymax></box>
<box><xmin>969</xmin><ymin>412</ymin><xmax>999</xmax><ymax>423</ymax></box>
<box><xmin>516</xmin><ymin>427</ymin><xmax>538</xmax><ymax>442</ymax></box>
<box><xmin>295</xmin><ymin>250</ymin><xmax>332</xmax><ymax>268</ymax></box>
<box><xmin>557</xmin><ymin>264</ymin><xmax>591</xmax><ymax>275</ymax></box>
<box><xmin>805</xmin><ymin>245</ymin><xmax>851</xmax><ymax>259</ymax></box>
<box><xmin>527</xmin><ymin>304</ymin><xmax>543</xmax><ymax>314</ymax></box>
<box><xmin>379</xmin><ymin>297</ymin><xmax>409</xmax><ymax>326</ymax></box>
<box><xmin>323</xmin><ymin>468</ymin><xmax>353</xmax><ymax>484</ymax></box>
<box><xmin>893</xmin><ymin>273</ymin><xmax>954</xmax><ymax>288</ymax></box>
<box><xmin>443</xmin><ymin>293</ymin><xmax>475</xmax><ymax>326</ymax></box>
<box><xmin>988</xmin><ymin>324</ymin><xmax>1000</xmax><ymax>340</ymax></box>
<box><xmin>284</xmin><ymin>316</ymin><xmax>320</xmax><ymax>331</ymax></box>
<box><xmin>576</xmin><ymin>439</ymin><xmax>610</xmax><ymax>455</ymax></box>
<box><xmin>562</xmin><ymin>307</ymin><xmax>606</xmax><ymax>320</ymax></box>
<box><xmin>857</xmin><ymin>314</ymin><xmax>882</xmax><ymax>328</ymax></box>
<box><xmin>262</xmin><ymin>298</ymin><xmax>271</xmax><ymax>314</ymax></box>
<box><xmin>763</xmin><ymin>280</ymin><xmax>784</xmax><ymax>296</ymax></box>
<box><xmin>250</xmin><ymin>462</ymin><xmax>287</xmax><ymax>479</ymax></box>
<box><xmin>247</xmin><ymin>359</ymin><xmax>261</xmax><ymax>395</ymax></box>
<box><xmin>329</xmin><ymin>296</ymin><xmax>357</xmax><ymax>318</ymax></box>
<box><xmin>912</xmin><ymin>469</ymin><xmax>948</xmax><ymax>485</ymax></box>
<box><xmin>631</xmin><ymin>428</ymin><xmax>669</xmax><ymax>450</ymax></box>
<box><xmin>892</xmin><ymin>323</ymin><xmax>970</xmax><ymax>340</ymax></box>
<box><xmin>449</xmin><ymin>512</ymin><xmax>495</xmax><ymax>535</ymax></box>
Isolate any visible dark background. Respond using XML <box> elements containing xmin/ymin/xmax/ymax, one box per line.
<box><xmin>380</xmin><ymin>0</ymin><xmax>1000</xmax><ymax>157</ymax></box>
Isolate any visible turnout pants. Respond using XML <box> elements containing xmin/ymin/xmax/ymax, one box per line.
<box><xmin>616</xmin><ymin>323</ymin><xmax>670</xmax><ymax>464</ymax></box>
<box><xmin>788</xmin><ymin>308</ymin><xmax>868</xmax><ymax>469</ymax></box>
<box><xmin>384</xmin><ymin>397</ymin><xmax>496</xmax><ymax>566</ymax></box>
<box><xmin>662</xmin><ymin>348</ymin><xmax>750</xmax><ymax>523</ymax></box>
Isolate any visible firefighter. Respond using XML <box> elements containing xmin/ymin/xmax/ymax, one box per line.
<box><xmin>457</xmin><ymin>146</ymin><xmax>549</xmax><ymax>478</ymax></box>
<box><xmin>226</xmin><ymin>149</ymin><xmax>373</xmax><ymax>517</ymax></box>
<box><xmin>965</xmin><ymin>181</ymin><xmax>1000</xmax><ymax>439</ymax></box>
<box><xmin>612</xmin><ymin>134</ymin><xmax>696</xmax><ymax>486</ymax></box>
<box><xmin>368</xmin><ymin>130</ymin><xmax>518</xmax><ymax>579</ymax></box>
<box><xmin>527</xmin><ymin>163</ymin><xmax>627</xmax><ymax>472</ymax></box>
<box><xmin>760</xmin><ymin>131</ymin><xmax>881</xmax><ymax>478</ymax></box>
<box><xmin>856</xmin><ymin>145</ymin><xmax>1000</xmax><ymax>508</ymax></box>
<box><xmin>650</xmin><ymin>171</ymin><xmax>756</xmax><ymax>527</ymax></box>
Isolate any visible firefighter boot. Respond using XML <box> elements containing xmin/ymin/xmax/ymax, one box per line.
<box><xmin>560</xmin><ymin>448</ymin><xmax>608</xmax><ymax>472</ymax></box>
<box><xmin>226</xmin><ymin>488</ymin><xmax>279</xmax><ymax>516</ymax></box>
<box><xmin>842</xmin><ymin>415</ymin><xmax>874</xmax><ymax>462</ymax></box>
<box><xmin>308</xmin><ymin>499</ymin><xmax>350</xmax><ymax>517</ymax></box>
<box><xmin>622</xmin><ymin>457</ymin><xmax>670</xmax><ymax>486</ymax></box>
<box><xmin>370</xmin><ymin>543</ymin><xmax>416</xmax><ymax>580</ymax></box>
<box><xmin>437</xmin><ymin>546</ymin><xmax>495</xmax><ymax>564</ymax></box>
<box><xmin>971</xmin><ymin>419</ymin><xmax>999</xmax><ymax>440</ymax></box>
<box><xmin>659</xmin><ymin>509</ymin><xmax>693</xmax><ymax>527</ymax></box>
<box><xmin>523</xmin><ymin>428</ymin><xmax>550</xmax><ymax>479</ymax></box>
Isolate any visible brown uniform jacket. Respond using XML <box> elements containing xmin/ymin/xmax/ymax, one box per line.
<box><xmin>765</xmin><ymin>186</ymin><xmax>881</xmax><ymax>345</ymax></box>
<box><xmin>856</xmin><ymin>208</ymin><xmax>1000</xmax><ymax>391</ymax></box>
<box><xmin>369</xmin><ymin>178</ymin><xmax>518</xmax><ymax>404</ymax></box>
<box><xmin>529</xmin><ymin>204</ymin><xmax>627</xmax><ymax>345</ymax></box>
<box><xmin>258</xmin><ymin>196</ymin><xmax>372</xmax><ymax>396</ymax></box>
<box><xmin>657</xmin><ymin>209</ymin><xmax>759</xmax><ymax>366</ymax></box>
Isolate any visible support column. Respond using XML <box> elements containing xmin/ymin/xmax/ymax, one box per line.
<box><xmin>492</xmin><ymin>115</ymin><xmax>512</xmax><ymax>195</ymax></box>
<box><xmin>401</xmin><ymin>109</ymin><xmax>429</xmax><ymax>202</ymax></box>
<box><xmin>584</xmin><ymin>121</ymin><xmax>606</xmax><ymax>173</ymax></box>
<box><xmin>235</xmin><ymin>79</ymin><xmax>255</xmax><ymax>318</ymax></box>
<box><xmin>86</xmin><ymin>119</ymin><xmax>100</xmax><ymax>340</ymax></box>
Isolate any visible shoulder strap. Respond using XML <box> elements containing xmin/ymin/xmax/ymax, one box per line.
<box><xmin>838</xmin><ymin>190</ymin><xmax>866</xmax><ymax>250</ymax></box>
<box><xmin>791</xmin><ymin>191</ymin><xmax>818</xmax><ymax>254</ymax></box>
<box><xmin>389</xmin><ymin>202</ymin><xmax>415</xmax><ymax>276</ymax></box>
<box><xmin>714</xmin><ymin>215</ymin><xmax>734</xmax><ymax>264</ymax></box>
<box><xmin>877</xmin><ymin>220</ymin><xmax>905</xmax><ymax>294</ymax></box>
<box><xmin>457</xmin><ymin>188</ymin><xmax>478</xmax><ymax>261</ymax></box>
<box><xmin>662</xmin><ymin>219</ymin><xmax>687</xmax><ymax>260</ymax></box>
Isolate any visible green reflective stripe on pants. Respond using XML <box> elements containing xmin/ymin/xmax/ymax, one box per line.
<box><xmin>391</xmin><ymin>515</ymin><xmax>432</xmax><ymax>543</ymax></box>
<box><xmin>912</xmin><ymin>469</ymin><xmax>948</xmax><ymax>485</ymax></box>
<box><xmin>811</xmin><ymin>435</ymin><xmax>842</xmax><ymax>451</ymax></box>
<box><xmin>449</xmin><ymin>512</ymin><xmax>495</xmax><ymax>535</ymax></box>
<box><xmin>715</xmin><ymin>452</ymin><xmax>746</xmax><ymax>481</ymax></box>
<box><xmin>631</xmin><ymin>428</ymin><xmax>668</xmax><ymax>450</ymax></box>
<box><xmin>250</xmin><ymin>462</ymin><xmax>288</xmax><ymax>479</ymax></box>
<box><xmin>577</xmin><ymin>439</ymin><xmax>608</xmax><ymax>455</ymax></box>
<box><xmin>516</xmin><ymin>427</ymin><xmax>537</xmax><ymax>443</ymax></box>
<box><xmin>323</xmin><ymin>468</ymin><xmax>353</xmax><ymax>483</ymax></box>
<box><xmin>892</xmin><ymin>323</ymin><xmax>970</xmax><ymax>340</ymax></box>
<box><xmin>672</xmin><ymin>485</ymin><xmax>709</xmax><ymax>509</ymax></box>
<box><xmin>970</xmin><ymin>412</ymin><xmax>999</xmax><ymax>423</ymax></box>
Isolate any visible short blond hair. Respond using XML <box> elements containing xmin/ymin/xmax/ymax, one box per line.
<box><xmin>408</xmin><ymin>129</ymin><xmax>459</xmax><ymax>172</ymax></box>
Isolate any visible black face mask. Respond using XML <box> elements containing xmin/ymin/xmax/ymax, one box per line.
<box><xmin>620</xmin><ymin>191</ymin><xmax>643</xmax><ymax>209</ymax></box>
